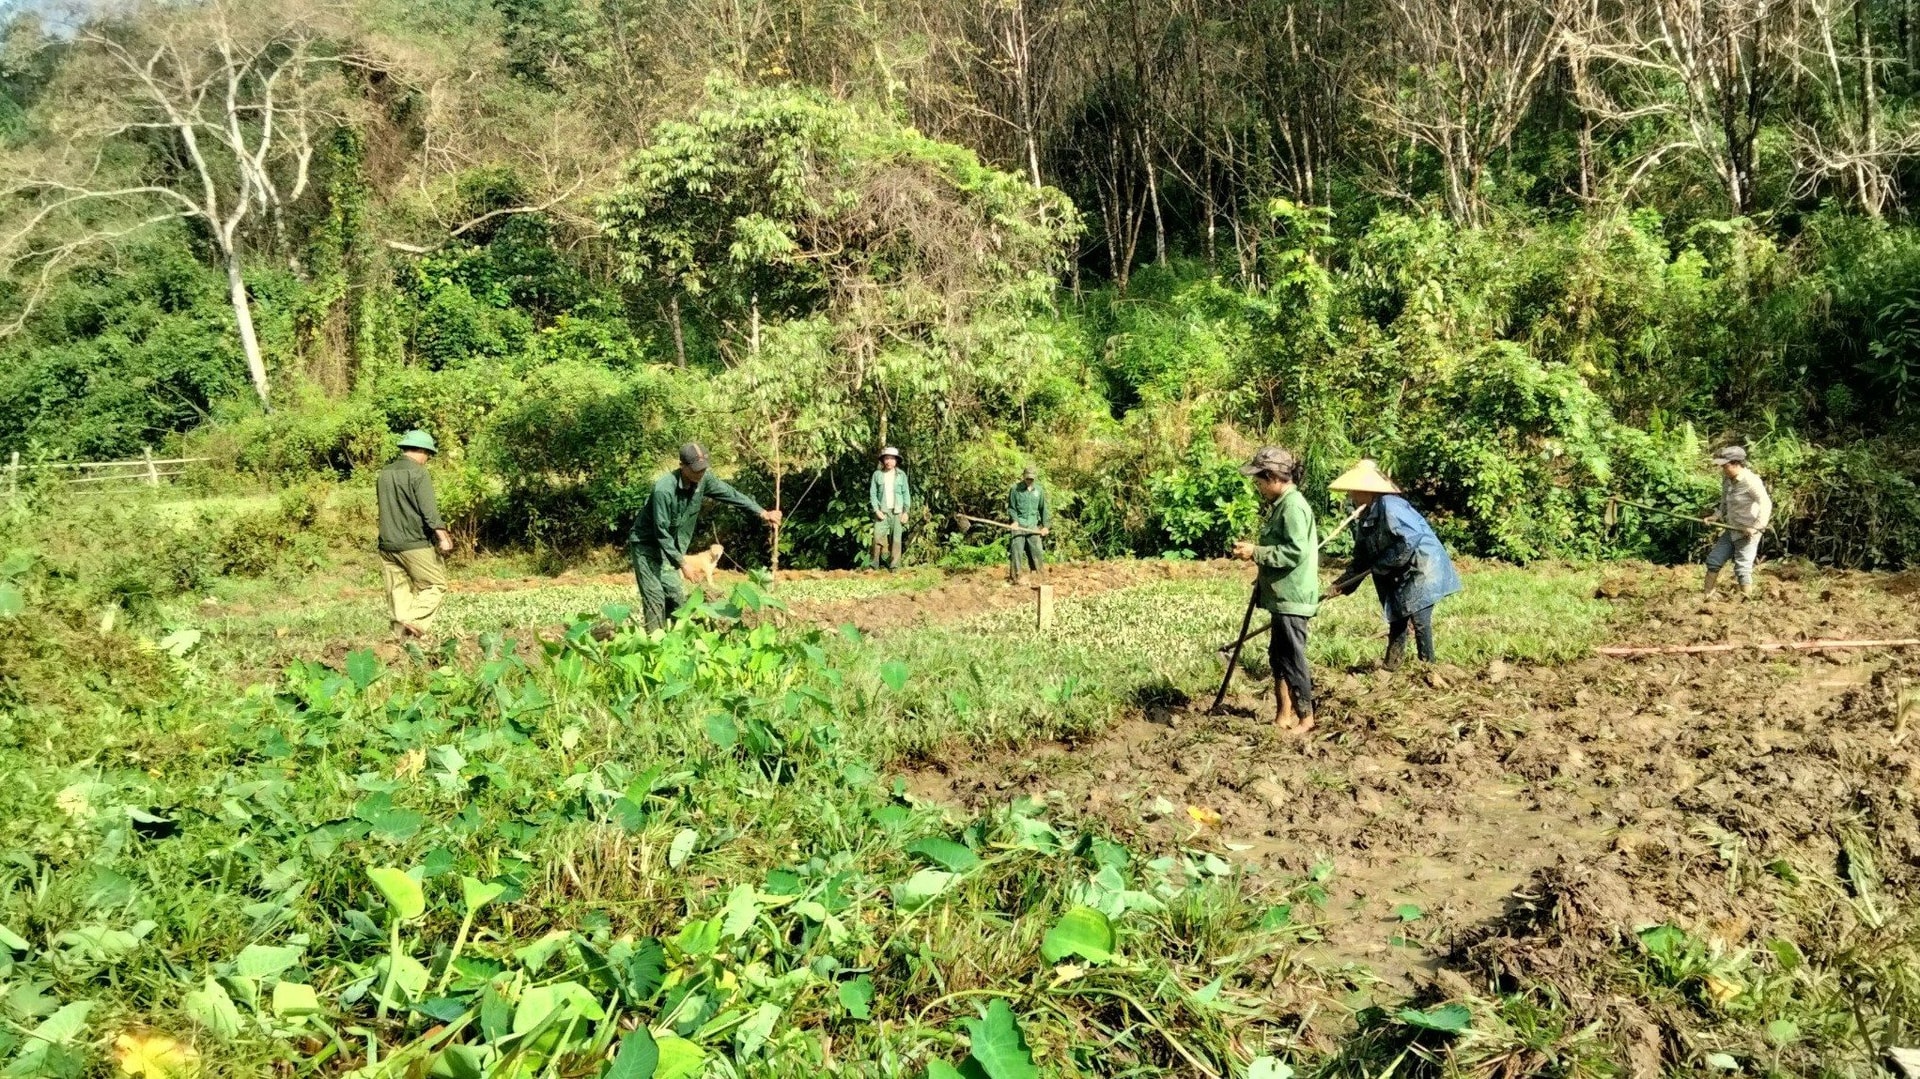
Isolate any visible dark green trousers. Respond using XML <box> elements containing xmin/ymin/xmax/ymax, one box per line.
<box><xmin>1010</xmin><ymin>534</ymin><xmax>1044</xmax><ymax>578</ymax></box>
<box><xmin>629</xmin><ymin>543</ymin><xmax>687</xmax><ymax>630</ymax></box>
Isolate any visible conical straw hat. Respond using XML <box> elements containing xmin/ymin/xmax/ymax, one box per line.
<box><xmin>1327</xmin><ymin>459</ymin><xmax>1401</xmax><ymax>494</ymax></box>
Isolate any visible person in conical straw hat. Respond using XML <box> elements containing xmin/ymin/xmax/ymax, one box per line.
<box><xmin>1229</xmin><ymin>446</ymin><xmax>1320</xmax><ymax>734</ymax></box>
<box><xmin>1325</xmin><ymin>459</ymin><xmax>1462</xmax><ymax>671</ymax></box>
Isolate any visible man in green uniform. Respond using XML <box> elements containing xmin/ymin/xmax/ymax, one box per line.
<box><xmin>1007</xmin><ymin>465</ymin><xmax>1052</xmax><ymax>583</ymax></box>
<box><xmin>869</xmin><ymin>447</ymin><xmax>911</xmax><ymax>571</ymax></box>
<box><xmin>628</xmin><ymin>443</ymin><xmax>782</xmax><ymax>630</ymax></box>
<box><xmin>1230</xmin><ymin>446</ymin><xmax>1320</xmax><ymax>734</ymax></box>
<box><xmin>376</xmin><ymin>430</ymin><xmax>454</xmax><ymax>638</ymax></box>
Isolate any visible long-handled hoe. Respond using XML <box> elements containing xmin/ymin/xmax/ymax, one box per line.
<box><xmin>1209</xmin><ymin>505</ymin><xmax>1364</xmax><ymax>714</ymax></box>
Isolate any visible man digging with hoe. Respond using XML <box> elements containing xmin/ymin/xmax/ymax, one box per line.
<box><xmin>1229</xmin><ymin>447</ymin><xmax>1321</xmax><ymax>734</ymax></box>
<box><xmin>628</xmin><ymin>443</ymin><xmax>782</xmax><ymax>632</ymax></box>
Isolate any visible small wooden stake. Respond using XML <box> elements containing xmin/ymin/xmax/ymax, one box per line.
<box><xmin>1034</xmin><ymin>584</ymin><xmax>1054</xmax><ymax>631</ymax></box>
<box><xmin>7</xmin><ymin>451</ymin><xmax>16</xmax><ymax>498</ymax></box>
<box><xmin>143</xmin><ymin>446</ymin><xmax>160</xmax><ymax>487</ymax></box>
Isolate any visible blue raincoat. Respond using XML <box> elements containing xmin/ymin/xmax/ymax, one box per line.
<box><xmin>1333</xmin><ymin>494</ymin><xmax>1462</xmax><ymax>622</ymax></box>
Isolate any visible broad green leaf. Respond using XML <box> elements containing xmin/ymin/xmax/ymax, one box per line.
<box><xmin>676</xmin><ymin>919</ymin><xmax>720</xmax><ymax>957</ymax></box>
<box><xmin>3</xmin><ymin>1001</ymin><xmax>91</xmax><ymax>1077</ymax></box>
<box><xmin>368</xmin><ymin>866</ymin><xmax>426</xmax><ymax>921</ymax></box>
<box><xmin>376</xmin><ymin>953</ymin><xmax>430</xmax><ymax>1008</ymax></box>
<box><xmin>1637</xmin><ymin>924</ymin><xmax>1687</xmax><ymax>957</ymax></box>
<box><xmin>53</xmin><ymin>920</ymin><xmax>155</xmax><ymax>964</ymax></box>
<box><xmin>1258</xmin><ymin>905</ymin><xmax>1292</xmax><ymax>930</ymax></box>
<box><xmin>623</xmin><ymin>938</ymin><xmax>667</xmax><ymax>1001</ymax></box>
<box><xmin>1398</xmin><ymin>1003</ymin><xmax>1470</xmax><ymax>1033</ymax></box>
<box><xmin>1393</xmin><ymin>903</ymin><xmax>1424</xmax><ymax>922</ymax></box>
<box><xmin>0</xmin><ymin>583</ymin><xmax>23</xmax><ymax>618</ymax></box>
<box><xmin>234</xmin><ymin>944</ymin><xmax>304</xmax><ymax>979</ymax></box>
<box><xmin>668</xmin><ymin>828</ymin><xmax>698</xmax><ymax>869</ymax></box>
<box><xmin>703</xmin><ymin>714</ymin><xmax>739</xmax><ymax>750</ymax></box>
<box><xmin>878</xmin><ymin>660</ymin><xmax>911</xmax><ymax>692</ymax></box>
<box><xmin>460</xmin><ymin>876</ymin><xmax>507</xmax><ymax>915</ymax></box>
<box><xmin>721</xmin><ymin>884</ymin><xmax>760</xmax><ymax>940</ymax></box>
<box><xmin>923</xmin><ymin>1063</ymin><xmax>965</xmax><ymax>1079</ymax></box>
<box><xmin>1247</xmin><ymin>1057</ymin><xmax>1295</xmax><ymax>1079</ymax></box>
<box><xmin>905</xmin><ymin>837</ymin><xmax>980</xmax><ymax>873</ymax></box>
<box><xmin>0</xmin><ymin>925</ymin><xmax>27</xmax><ymax>952</ymax></box>
<box><xmin>964</xmin><ymin>999</ymin><xmax>1037</xmax><ymax>1079</ymax></box>
<box><xmin>891</xmin><ymin>869</ymin><xmax>955</xmax><ymax>912</ymax></box>
<box><xmin>345</xmin><ymin>649</ymin><xmax>382</xmax><ymax>690</ymax></box>
<box><xmin>653</xmin><ymin>1035</ymin><xmax>704</xmax><ymax>1079</ymax></box>
<box><xmin>184</xmin><ymin>979</ymin><xmax>244</xmax><ymax>1041</ymax></box>
<box><xmin>736</xmin><ymin>1002</ymin><xmax>780</xmax><ymax>1057</ymax></box>
<box><xmin>839</xmin><ymin>975</ymin><xmax>874</xmax><ymax>1020</ymax></box>
<box><xmin>607</xmin><ymin>1028</ymin><xmax>659</xmax><ymax>1079</ymax></box>
<box><xmin>272</xmin><ymin>981</ymin><xmax>321</xmax><ymax>1018</ymax></box>
<box><xmin>157</xmin><ymin>628</ymin><xmax>201</xmax><ymax>657</ymax></box>
<box><xmin>1765</xmin><ymin>1019</ymin><xmax>1799</xmax><ymax>1046</ymax></box>
<box><xmin>431</xmin><ymin>1043</ymin><xmax>491</xmax><ymax>1079</ymax></box>
<box><xmin>1705</xmin><ymin>1053</ymin><xmax>1739</xmax><ymax>1070</ymax></box>
<box><xmin>1040</xmin><ymin>907</ymin><xmax>1114</xmax><ymax>964</ymax></box>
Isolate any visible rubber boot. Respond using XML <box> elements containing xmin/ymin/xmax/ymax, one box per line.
<box><xmin>1739</xmin><ymin>578</ymin><xmax>1755</xmax><ymax>602</ymax></box>
<box><xmin>1702</xmin><ymin>567</ymin><xmax>1721</xmax><ymax>595</ymax></box>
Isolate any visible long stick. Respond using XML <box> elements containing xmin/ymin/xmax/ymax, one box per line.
<box><xmin>1607</xmin><ymin>494</ymin><xmax>1714</xmax><ymax>527</ymax></box>
<box><xmin>1596</xmin><ymin>638</ymin><xmax>1920</xmax><ymax>658</ymax></box>
<box><xmin>958</xmin><ymin>513</ymin><xmax>1042</xmax><ymax>535</ymax></box>
<box><xmin>1214</xmin><ymin>505</ymin><xmax>1367</xmax><ymax>656</ymax></box>
<box><xmin>1209</xmin><ymin>589</ymin><xmax>1259</xmax><ymax>714</ymax></box>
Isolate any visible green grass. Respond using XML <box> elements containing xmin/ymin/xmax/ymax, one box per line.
<box><xmin>859</xmin><ymin>563</ymin><xmax>1611</xmax><ymax>757</ymax></box>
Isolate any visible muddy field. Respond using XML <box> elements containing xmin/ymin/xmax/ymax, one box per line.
<box><xmin>904</xmin><ymin>564</ymin><xmax>1920</xmax><ymax>1063</ymax></box>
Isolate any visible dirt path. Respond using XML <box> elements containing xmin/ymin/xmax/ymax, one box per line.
<box><xmin>902</xmin><ymin>565</ymin><xmax>1920</xmax><ymax>1006</ymax></box>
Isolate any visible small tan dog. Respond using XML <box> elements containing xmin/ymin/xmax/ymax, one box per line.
<box><xmin>681</xmin><ymin>543</ymin><xmax>724</xmax><ymax>589</ymax></box>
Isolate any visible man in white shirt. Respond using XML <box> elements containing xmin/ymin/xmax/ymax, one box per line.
<box><xmin>1704</xmin><ymin>445</ymin><xmax>1772</xmax><ymax>599</ymax></box>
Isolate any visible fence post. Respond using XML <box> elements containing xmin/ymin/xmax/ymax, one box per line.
<box><xmin>144</xmin><ymin>446</ymin><xmax>160</xmax><ymax>487</ymax></box>
<box><xmin>6</xmin><ymin>451</ymin><xmax>15</xmax><ymax>499</ymax></box>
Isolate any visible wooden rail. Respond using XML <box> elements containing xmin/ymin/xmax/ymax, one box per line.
<box><xmin>4</xmin><ymin>449</ymin><xmax>212</xmax><ymax>496</ymax></box>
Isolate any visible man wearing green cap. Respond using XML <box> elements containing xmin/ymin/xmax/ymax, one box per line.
<box><xmin>628</xmin><ymin>442</ymin><xmax>783</xmax><ymax>631</ymax></box>
<box><xmin>869</xmin><ymin>447</ymin><xmax>911</xmax><ymax>571</ymax></box>
<box><xmin>1007</xmin><ymin>465</ymin><xmax>1052</xmax><ymax>583</ymax></box>
<box><xmin>376</xmin><ymin>430</ymin><xmax>453</xmax><ymax>638</ymax></box>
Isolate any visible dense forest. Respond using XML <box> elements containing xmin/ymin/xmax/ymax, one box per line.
<box><xmin>2</xmin><ymin>0</ymin><xmax>1918</xmax><ymax>567</ymax></box>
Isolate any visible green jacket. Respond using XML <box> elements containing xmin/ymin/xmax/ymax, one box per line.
<box><xmin>870</xmin><ymin>469</ymin><xmax>911</xmax><ymax>515</ymax></box>
<box><xmin>1008</xmin><ymin>482</ymin><xmax>1051</xmax><ymax>529</ymax></box>
<box><xmin>376</xmin><ymin>456</ymin><xmax>445</xmax><ymax>553</ymax></box>
<box><xmin>1252</xmin><ymin>486</ymin><xmax>1320</xmax><ymax>617</ymax></box>
<box><xmin>627</xmin><ymin>470</ymin><xmax>764</xmax><ymax>568</ymax></box>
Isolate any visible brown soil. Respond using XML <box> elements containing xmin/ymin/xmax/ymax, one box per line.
<box><xmin>900</xmin><ymin>564</ymin><xmax>1920</xmax><ymax>1048</ymax></box>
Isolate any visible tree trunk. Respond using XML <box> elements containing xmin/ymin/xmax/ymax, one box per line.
<box><xmin>226</xmin><ymin>250</ymin><xmax>271</xmax><ymax>411</ymax></box>
<box><xmin>669</xmin><ymin>294</ymin><xmax>687</xmax><ymax>368</ymax></box>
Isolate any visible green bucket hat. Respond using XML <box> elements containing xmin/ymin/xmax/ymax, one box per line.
<box><xmin>397</xmin><ymin>430</ymin><xmax>438</xmax><ymax>454</ymax></box>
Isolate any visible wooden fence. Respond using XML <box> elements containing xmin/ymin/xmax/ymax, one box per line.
<box><xmin>4</xmin><ymin>450</ymin><xmax>212</xmax><ymax>496</ymax></box>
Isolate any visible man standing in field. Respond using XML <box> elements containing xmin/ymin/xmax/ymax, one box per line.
<box><xmin>870</xmin><ymin>447</ymin><xmax>911</xmax><ymax>571</ymax></box>
<box><xmin>1230</xmin><ymin>447</ymin><xmax>1320</xmax><ymax>734</ymax></box>
<box><xmin>1007</xmin><ymin>465</ymin><xmax>1052</xmax><ymax>583</ymax></box>
<box><xmin>629</xmin><ymin>442</ymin><xmax>782</xmax><ymax>631</ymax></box>
<box><xmin>1704</xmin><ymin>445</ymin><xmax>1772</xmax><ymax>599</ymax></box>
<box><xmin>376</xmin><ymin>430</ymin><xmax>454</xmax><ymax>639</ymax></box>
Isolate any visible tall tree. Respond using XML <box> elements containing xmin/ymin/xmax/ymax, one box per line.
<box><xmin>0</xmin><ymin>0</ymin><xmax>359</xmax><ymax>408</ymax></box>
